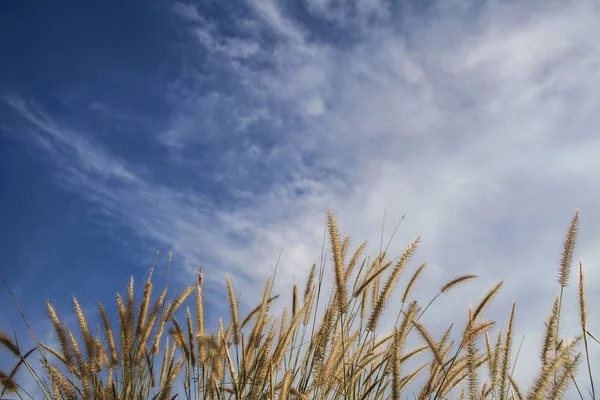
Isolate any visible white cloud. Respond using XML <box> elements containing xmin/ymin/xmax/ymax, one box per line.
<box><xmin>302</xmin><ymin>96</ymin><xmax>326</xmax><ymax>116</ymax></box>
<box><xmin>172</xmin><ymin>2</ymin><xmax>203</xmax><ymax>22</ymax></box>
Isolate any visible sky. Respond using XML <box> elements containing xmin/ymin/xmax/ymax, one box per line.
<box><xmin>1</xmin><ymin>0</ymin><xmax>600</xmax><ymax>396</ymax></box>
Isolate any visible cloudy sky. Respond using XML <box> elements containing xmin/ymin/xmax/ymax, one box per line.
<box><xmin>1</xmin><ymin>0</ymin><xmax>600</xmax><ymax>396</ymax></box>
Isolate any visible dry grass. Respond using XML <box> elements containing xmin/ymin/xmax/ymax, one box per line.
<box><xmin>0</xmin><ymin>209</ymin><xmax>595</xmax><ymax>399</ymax></box>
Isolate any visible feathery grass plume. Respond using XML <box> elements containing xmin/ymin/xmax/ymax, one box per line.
<box><xmin>391</xmin><ymin>301</ymin><xmax>418</xmax><ymax>400</ymax></box>
<box><xmin>412</xmin><ymin>319</ymin><xmax>445</xmax><ymax>367</ymax></box>
<box><xmin>169</xmin><ymin>319</ymin><xmax>190</xmax><ymax>361</ymax></box>
<box><xmin>541</xmin><ymin>297</ymin><xmax>561</xmax><ymax>369</ymax></box>
<box><xmin>353</xmin><ymin>253</ymin><xmax>370</xmax><ymax>291</ymax></box>
<box><xmin>158</xmin><ymin>336</ymin><xmax>170</xmax><ymax>387</ymax></box>
<box><xmin>327</xmin><ymin>210</ymin><xmax>347</xmax><ymax>314</ymax></box>
<box><xmin>303</xmin><ymin>287</ymin><xmax>316</xmax><ymax>326</ymax></box>
<box><xmin>465</xmin><ymin>319</ymin><xmax>478</xmax><ymax>400</ymax></box>
<box><xmin>135</xmin><ymin>285</ymin><xmax>167</xmax><ymax>363</ymax></box>
<box><xmin>0</xmin><ymin>330</ymin><xmax>34</xmax><ymax>395</ymax></box>
<box><xmin>578</xmin><ymin>260</ymin><xmax>588</xmax><ymax>334</ymax></box>
<box><xmin>484</xmin><ymin>331</ymin><xmax>500</xmax><ymax>396</ymax></box>
<box><xmin>492</xmin><ymin>330</ymin><xmax>504</xmax><ymax>395</ymax></box>
<box><xmin>483</xmin><ymin>337</ymin><xmax>493</xmax><ymax>390</ymax></box>
<box><xmin>240</xmin><ymin>333</ymin><xmax>248</xmax><ymax>390</ymax></box>
<box><xmin>316</xmin><ymin>329</ymin><xmax>350</xmax><ymax>386</ymax></box>
<box><xmin>480</xmin><ymin>382</ymin><xmax>488</xmax><ymax>399</ymax></box>
<box><xmin>152</xmin><ymin>284</ymin><xmax>195</xmax><ymax>355</ymax></box>
<box><xmin>279</xmin><ymin>307</ymin><xmax>288</xmax><ymax>346</ymax></box>
<box><xmin>72</xmin><ymin>297</ymin><xmax>95</xmax><ymax>369</ymax></box>
<box><xmin>1</xmin><ymin>367</ymin><xmax>23</xmax><ymax>395</ymax></box>
<box><xmin>68</xmin><ymin>345</ymin><xmax>90</xmax><ymax>397</ymax></box>
<box><xmin>425</xmin><ymin>325</ymin><xmax>454</xmax><ymax>392</ymax></box>
<box><xmin>159</xmin><ymin>355</ymin><xmax>185</xmax><ymax>400</ymax></box>
<box><xmin>115</xmin><ymin>293</ymin><xmax>130</xmax><ymax>368</ymax></box>
<box><xmin>93</xmin><ymin>337</ymin><xmax>105</xmax><ymax>372</ymax></box>
<box><xmin>280</xmin><ymin>370</ymin><xmax>292</xmax><ymax>399</ymax></box>
<box><xmin>455</xmin><ymin>356</ymin><xmax>490</xmax><ymax>398</ymax></box>
<box><xmin>367</xmin><ymin>237</ymin><xmax>420</xmax><ymax>332</ymax></box>
<box><xmin>402</xmin><ymin>263</ymin><xmax>426</xmax><ymax>304</ymax></box>
<box><xmin>304</xmin><ymin>264</ymin><xmax>316</xmax><ymax>301</ymax></box>
<box><xmin>226</xmin><ymin>276</ymin><xmax>241</xmax><ymax>346</ymax></box>
<box><xmin>371</xmin><ymin>259</ymin><xmax>389</xmax><ymax>310</ymax></box>
<box><xmin>508</xmin><ymin>374</ymin><xmax>525</xmax><ymax>400</ymax></box>
<box><xmin>499</xmin><ymin>302</ymin><xmax>515</xmax><ymax>400</ymax></box>
<box><xmin>578</xmin><ymin>259</ymin><xmax>595</xmax><ymax>400</ymax></box>
<box><xmin>43</xmin><ymin>361</ymin><xmax>78</xmax><ymax>400</ymax></box>
<box><xmin>360</xmin><ymin>283</ymin><xmax>367</xmax><ymax>322</ymax></box>
<box><xmin>46</xmin><ymin>302</ymin><xmax>75</xmax><ymax>370</ymax></box>
<box><xmin>465</xmin><ymin>320</ymin><xmax>494</xmax><ymax>346</ymax></box>
<box><xmin>400</xmin><ymin>345</ymin><xmax>428</xmax><ymax>364</ymax></box>
<box><xmin>395</xmin><ymin>301</ymin><xmax>418</xmax><ymax>355</ymax></box>
<box><xmin>0</xmin><ymin>330</ymin><xmax>20</xmax><ymax>357</ymax></box>
<box><xmin>0</xmin><ymin>370</ymin><xmax>18</xmax><ymax>394</ymax></box>
<box><xmin>441</xmin><ymin>274</ymin><xmax>478</xmax><ymax>293</ymax></box>
<box><xmin>196</xmin><ymin>269</ymin><xmax>205</xmax><ymax>366</ymax></box>
<box><xmin>472</xmin><ymin>281</ymin><xmax>503</xmax><ymax>322</ymax></box>
<box><xmin>135</xmin><ymin>270</ymin><xmax>153</xmax><ymax>340</ymax></box>
<box><xmin>66</xmin><ymin>326</ymin><xmax>88</xmax><ymax>377</ymax></box>
<box><xmin>292</xmin><ymin>284</ymin><xmax>298</xmax><ymax>318</ymax></box>
<box><xmin>185</xmin><ymin>307</ymin><xmax>196</xmax><ymax>368</ymax></box>
<box><xmin>312</xmin><ymin>306</ymin><xmax>334</xmax><ymax>385</ymax></box>
<box><xmin>558</xmin><ymin>209</ymin><xmax>579</xmax><ymax>288</ymax></box>
<box><xmin>552</xmin><ymin>210</ymin><xmax>580</xmax><ymax>394</ymax></box>
<box><xmin>0</xmin><ymin>331</ymin><xmax>21</xmax><ymax>396</ymax></box>
<box><xmin>248</xmin><ymin>277</ymin><xmax>272</xmax><ymax>352</ymax></box>
<box><xmin>98</xmin><ymin>303</ymin><xmax>118</xmax><ymax>369</ymax></box>
<box><xmin>249</xmin><ymin>326</ymin><xmax>276</xmax><ymax>398</ymax></box>
<box><xmin>220</xmin><ymin>327</ymin><xmax>239</xmax><ymax>398</ymax></box>
<box><xmin>126</xmin><ymin>276</ymin><xmax>135</xmax><ymax>342</ymax></box>
<box><xmin>341</xmin><ymin>236</ymin><xmax>350</xmax><ymax>264</ymax></box>
<box><xmin>397</xmin><ymin>361</ymin><xmax>429</xmax><ymax>393</ymax></box>
<box><xmin>345</xmin><ymin>241</ymin><xmax>367</xmax><ymax>282</ymax></box>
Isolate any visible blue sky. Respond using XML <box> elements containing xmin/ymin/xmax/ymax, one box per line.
<box><xmin>2</xmin><ymin>0</ymin><xmax>600</xmax><ymax>395</ymax></box>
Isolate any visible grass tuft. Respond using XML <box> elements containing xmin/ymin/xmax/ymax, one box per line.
<box><xmin>0</xmin><ymin>210</ymin><xmax>594</xmax><ymax>400</ymax></box>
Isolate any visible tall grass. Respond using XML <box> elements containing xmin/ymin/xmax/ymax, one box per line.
<box><xmin>0</xmin><ymin>210</ymin><xmax>595</xmax><ymax>399</ymax></box>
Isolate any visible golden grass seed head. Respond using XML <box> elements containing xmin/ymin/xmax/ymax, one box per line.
<box><xmin>578</xmin><ymin>259</ymin><xmax>587</xmax><ymax>329</ymax></box>
<box><xmin>345</xmin><ymin>240</ymin><xmax>367</xmax><ymax>282</ymax></box>
<box><xmin>292</xmin><ymin>284</ymin><xmax>298</xmax><ymax>318</ymax></box>
<box><xmin>0</xmin><ymin>330</ymin><xmax>20</xmax><ymax>358</ymax></box>
<box><xmin>226</xmin><ymin>276</ymin><xmax>240</xmax><ymax>345</ymax></box>
<box><xmin>472</xmin><ymin>281</ymin><xmax>503</xmax><ymax>323</ymax></box>
<box><xmin>0</xmin><ymin>369</ymin><xmax>18</xmax><ymax>393</ymax></box>
<box><xmin>327</xmin><ymin>210</ymin><xmax>347</xmax><ymax>314</ymax></box>
<box><xmin>367</xmin><ymin>237</ymin><xmax>420</xmax><ymax>332</ymax></box>
<box><xmin>558</xmin><ymin>209</ymin><xmax>579</xmax><ymax>288</ymax></box>
<box><xmin>304</xmin><ymin>264</ymin><xmax>316</xmax><ymax>301</ymax></box>
<box><xmin>402</xmin><ymin>263</ymin><xmax>426</xmax><ymax>304</ymax></box>
<box><xmin>46</xmin><ymin>302</ymin><xmax>76</xmax><ymax>370</ymax></box>
<box><xmin>441</xmin><ymin>274</ymin><xmax>478</xmax><ymax>293</ymax></box>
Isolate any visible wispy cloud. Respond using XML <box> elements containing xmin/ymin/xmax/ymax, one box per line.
<box><xmin>3</xmin><ymin>0</ymin><xmax>600</xmax><ymax>393</ymax></box>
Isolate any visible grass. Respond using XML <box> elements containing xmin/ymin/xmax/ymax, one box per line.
<box><xmin>0</xmin><ymin>209</ymin><xmax>596</xmax><ymax>399</ymax></box>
